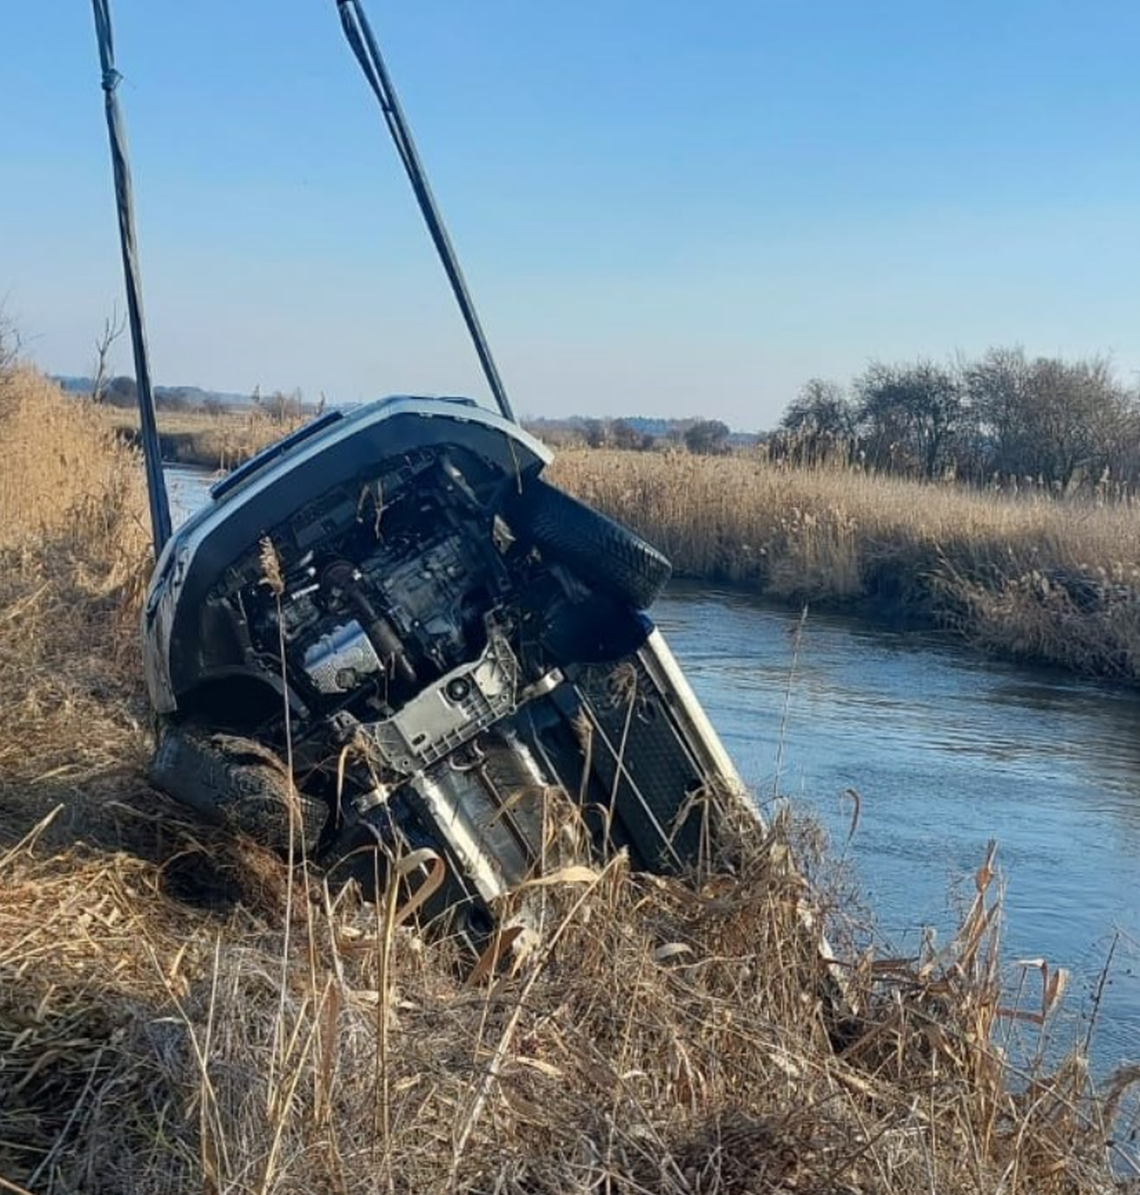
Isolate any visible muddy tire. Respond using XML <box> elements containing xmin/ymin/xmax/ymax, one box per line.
<box><xmin>512</xmin><ymin>478</ymin><xmax>672</xmax><ymax>610</ymax></box>
<box><xmin>149</xmin><ymin>724</ymin><xmax>328</xmax><ymax>855</ymax></box>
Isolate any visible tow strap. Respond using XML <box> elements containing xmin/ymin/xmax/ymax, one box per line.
<box><xmin>90</xmin><ymin>0</ymin><xmax>172</xmax><ymax>554</ymax></box>
<box><xmin>89</xmin><ymin>0</ymin><xmax>518</xmax><ymax>562</ymax></box>
<box><xmin>335</xmin><ymin>1</ymin><xmax>516</xmax><ymax>425</ymax></box>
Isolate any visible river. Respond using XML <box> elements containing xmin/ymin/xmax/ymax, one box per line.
<box><xmin>655</xmin><ymin>581</ymin><xmax>1140</xmax><ymax>1075</ymax></box>
<box><xmin>164</xmin><ymin>466</ymin><xmax>1140</xmax><ymax>1076</ymax></box>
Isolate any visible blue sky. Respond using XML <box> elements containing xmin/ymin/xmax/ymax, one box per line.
<box><xmin>4</xmin><ymin>2</ymin><xmax>1140</xmax><ymax>429</ymax></box>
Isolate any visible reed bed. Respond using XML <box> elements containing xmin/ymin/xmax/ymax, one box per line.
<box><xmin>105</xmin><ymin>406</ymin><xmax>307</xmax><ymax>470</ymax></box>
<box><xmin>549</xmin><ymin>449</ymin><xmax>1140</xmax><ymax>681</ymax></box>
<box><xmin>1</xmin><ymin>368</ymin><xmax>1137</xmax><ymax>1192</ymax></box>
<box><xmin>0</xmin><ymin>368</ymin><xmax>151</xmax><ymax>839</ymax></box>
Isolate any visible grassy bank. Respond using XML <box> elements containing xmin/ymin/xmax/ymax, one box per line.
<box><xmin>2</xmin><ymin>369</ymin><xmax>1136</xmax><ymax>1191</ymax></box>
<box><xmin>104</xmin><ymin>406</ymin><xmax>305</xmax><ymax>470</ymax></box>
<box><xmin>101</xmin><ymin>402</ymin><xmax>1140</xmax><ymax>685</ymax></box>
<box><xmin>550</xmin><ymin>449</ymin><xmax>1140</xmax><ymax>682</ymax></box>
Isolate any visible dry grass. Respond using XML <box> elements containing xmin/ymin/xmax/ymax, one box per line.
<box><xmin>1</xmin><ymin>368</ymin><xmax>1137</xmax><ymax>1192</ymax></box>
<box><xmin>0</xmin><ymin>369</ymin><xmax>151</xmax><ymax>838</ymax></box>
<box><xmin>549</xmin><ymin>449</ymin><xmax>1140</xmax><ymax>680</ymax></box>
<box><xmin>103</xmin><ymin>405</ymin><xmax>307</xmax><ymax>470</ymax></box>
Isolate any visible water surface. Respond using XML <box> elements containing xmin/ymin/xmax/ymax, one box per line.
<box><xmin>655</xmin><ymin>582</ymin><xmax>1140</xmax><ymax>1074</ymax></box>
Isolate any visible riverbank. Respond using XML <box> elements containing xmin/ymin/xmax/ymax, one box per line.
<box><xmin>105</xmin><ymin>404</ymin><xmax>305</xmax><ymax>469</ymax></box>
<box><xmin>549</xmin><ymin>449</ymin><xmax>1140</xmax><ymax>684</ymax></box>
<box><xmin>106</xmin><ymin>402</ymin><xmax>1140</xmax><ymax>683</ymax></box>
<box><xmin>0</xmin><ymin>367</ymin><xmax>1133</xmax><ymax>1191</ymax></box>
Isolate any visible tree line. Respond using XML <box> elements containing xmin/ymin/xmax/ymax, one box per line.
<box><xmin>775</xmin><ymin>349</ymin><xmax>1140</xmax><ymax>491</ymax></box>
<box><xmin>90</xmin><ymin>375</ymin><xmax>309</xmax><ymax>423</ymax></box>
<box><xmin>572</xmin><ymin>417</ymin><xmax>733</xmax><ymax>455</ymax></box>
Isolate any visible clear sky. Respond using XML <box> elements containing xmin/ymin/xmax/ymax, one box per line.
<box><xmin>4</xmin><ymin>2</ymin><xmax>1140</xmax><ymax>430</ymax></box>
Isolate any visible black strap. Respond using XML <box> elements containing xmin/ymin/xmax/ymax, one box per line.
<box><xmin>336</xmin><ymin>1</ymin><xmax>516</xmax><ymax>424</ymax></box>
<box><xmin>91</xmin><ymin>0</ymin><xmax>172</xmax><ymax>553</ymax></box>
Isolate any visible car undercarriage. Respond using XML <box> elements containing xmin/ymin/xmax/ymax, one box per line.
<box><xmin>145</xmin><ymin>401</ymin><xmax>749</xmax><ymax>943</ymax></box>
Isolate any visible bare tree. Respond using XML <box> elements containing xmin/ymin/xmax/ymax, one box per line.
<box><xmin>779</xmin><ymin>378</ymin><xmax>857</xmax><ymax>464</ymax></box>
<box><xmin>581</xmin><ymin>418</ymin><xmax>609</xmax><ymax>449</ymax></box>
<box><xmin>262</xmin><ymin>388</ymin><xmax>304</xmax><ymax>423</ymax></box>
<box><xmin>91</xmin><ymin>307</ymin><xmax>127</xmax><ymax>403</ymax></box>
<box><xmin>684</xmin><ymin>419</ymin><xmax>731</xmax><ymax>456</ymax></box>
<box><xmin>855</xmin><ymin>359</ymin><xmax>964</xmax><ymax>478</ymax></box>
<box><xmin>0</xmin><ymin>306</ymin><xmax>20</xmax><ymax>374</ymax></box>
<box><xmin>611</xmin><ymin>419</ymin><xmax>652</xmax><ymax>451</ymax></box>
<box><xmin>961</xmin><ymin>346</ymin><xmax>1029</xmax><ymax>479</ymax></box>
<box><xmin>1020</xmin><ymin>356</ymin><xmax>1130</xmax><ymax>489</ymax></box>
<box><xmin>965</xmin><ymin>348</ymin><xmax>1133</xmax><ymax>488</ymax></box>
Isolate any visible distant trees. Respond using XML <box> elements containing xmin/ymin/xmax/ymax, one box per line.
<box><xmin>964</xmin><ymin>349</ymin><xmax>1132</xmax><ymax>488</ymax></box>
<box><xmin>105</xmin><ymin>375</ymin><xmax>138</xmax><ymax>408</ymax></box>
<box><xmin>156</xmin><ymin>389</ymin><xmax>193</xmax><ymax>413</ymax></box>
<box><xmin>683</xmin><ymin>419</ymin><xmax>730</xmax><ymax>455</ymax></box>
<box><xmin>611</xmin><ymin>418</ymin><xmax>653</xmax><ymax>451</ymax></box>
<box><xmin>778</xmin><ymin>378</ymin><xmax>858</xmax><ymax>464</ymax></box>
<box><xmin>577</xmin><ymin>417</ymin><xmax>655</xmax><ymax>450</ymax></box>
<box><xmin>853</xmin><ymin>359</ymin><xmax>964</xmax><ymax>479</ymax></box>
<box><xmin>554</xmin><ymin>416</ymin><xmax>740</xmax><ymax>455</ymax></box>
<box><xmin>776</xmin><ymin>348</ymin><xmax>1140</xmax><ymax>492</ymax></box>
<box><xmin>255</xmin><ymin>388</ymin><xmax>305</xmax><ymax>423</ymax></box>
<box><xmin>581</xmin><ymin>418</ymin><xmax>608</xmax><ymax>449</ymax></box>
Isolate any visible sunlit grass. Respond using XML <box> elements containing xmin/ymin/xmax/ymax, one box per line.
<box><xmin>0</xmin><ymin>367</ymin><xmax>1135</xmax><ymax>1191</ymax></box>
<box><xmin>550</xmin><ymin>448</ymin><xmax>1140</xmax><ymax>679</ymax></box>
<box><xmin>103</xmin><ymin>403</ymin><xmax>307</xmax><ymax>470</ymax></box>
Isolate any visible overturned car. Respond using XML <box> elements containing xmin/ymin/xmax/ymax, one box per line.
<box><xmin>93</xmin><ymin>0</ymin><xmax>762</xmax><ymax>941</ymax></box>
<box><xmin>144</xmin><ymin>398</ymin><xmax>753</xmax><ymax>935</ymax></box>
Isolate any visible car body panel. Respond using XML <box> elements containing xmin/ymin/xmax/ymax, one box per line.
<box><xmin>144</xmin><ymin>397</ymin><xmax>549</xmax><ymax>713</ymax></box>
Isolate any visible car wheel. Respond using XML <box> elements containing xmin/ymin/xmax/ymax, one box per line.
<box><xmin>149</xmin><ymin>724</ymin><xmax>329</xmax><ymax>855</ymax></box>
<box><xmin>511</xmin><ymin>478</ymin><xmax>672</xmax><ymax>610</ymax></box>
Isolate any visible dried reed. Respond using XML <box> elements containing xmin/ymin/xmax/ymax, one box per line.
<box><xmin>1</xmin><ymin>366</ymin><xmax>1134</xmax><ymax>1192</ymax></box>
<box><xmin>103</xmin><ymin>406</ymin><xmax>307</xmax><ymax>471</ymax></box>
<box><xmin>549</xmin><ymin>449</ymin><xmax>1140</xmax><ymax>681</ymax></box>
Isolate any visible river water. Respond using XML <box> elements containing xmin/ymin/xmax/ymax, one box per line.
<box><xmin>655</xmin><ymin>582</ymin><xmax>1140</xmax><ymax>1075</ymax></box>
<box><xmin>164</xmin><ymin>467</ymin><xmax>1140</xmax><ymax>1075</ymax></box>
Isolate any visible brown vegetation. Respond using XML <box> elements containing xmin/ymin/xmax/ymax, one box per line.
<box><xmin>1</xmin><ymin>366</ymin><xmax>1137</xmax><ymax>1192</ymax></box>
<box><xmin>104</xmin><ymin>405</ymin><xmax>307</xmax><ymax>470</ymax></box>
<box><xmin>549</xmin><ymin>449</ymin><xmax>1140</xmax><ymax>682</ymax></box>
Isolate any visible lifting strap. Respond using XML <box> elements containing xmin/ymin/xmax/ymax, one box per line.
<box><xmin>90</xmin><ymin>0</ymin><xmax>172</xmax><ymax>554</ymax></box>
<box><xmin>335</xmin><ymin>1</ymin><xmax>517</xmax><ymax>425</ymax></box>
<box><xmin>89</xmin><ymin>0</ymin><xmax>517</xmax><ymax>560</ymax></box>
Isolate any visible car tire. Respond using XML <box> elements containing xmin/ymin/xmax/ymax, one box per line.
<box><xmin>149</xmin><ymin>724</ymin><xmax>328</xmax><ymax>855</ymax></box>
<box><xmin>511</xmin><ymin>478</ymin><xmax>672</xmax><ymax>610</ymax></box>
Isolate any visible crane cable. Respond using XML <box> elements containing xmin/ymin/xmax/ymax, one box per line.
<box><xmin>335</xmin><ymin>1</ymin><xmax>516</xmax><ymax>425</ymax></box>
